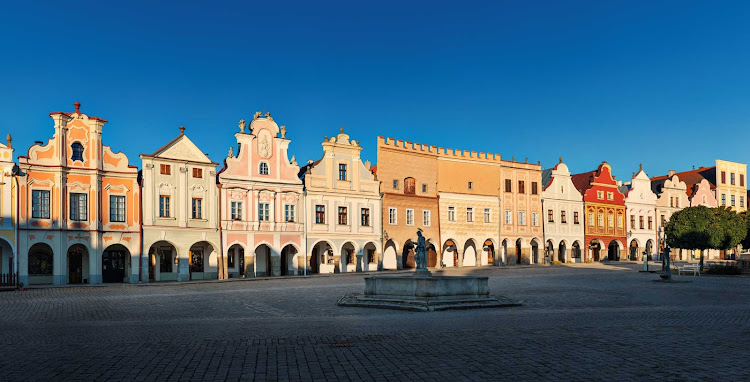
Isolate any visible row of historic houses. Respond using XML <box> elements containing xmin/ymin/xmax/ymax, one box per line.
<box><xmin>0</xmin><ymin>104</ymin><xmax>746</xmax><ymax>286</ymax></box>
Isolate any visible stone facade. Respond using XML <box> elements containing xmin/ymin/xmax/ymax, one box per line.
<box><xmin>0</xmin><ymin>136</ymin><xmax>15</xmax><ymax>278</ymax></box>
<box><xmin>140</xmin><ymin>127</ymin><xmax>221</xmax><ymax>282</ymax></box>
<box><xmin>541</xmin><ymin>159</ymin><xmax>584</xmax><ymax>263</ymax></box>
<box><xmin>217</xmin><ymin>113</ymin><xmax>304</xmax><ymax>277</ymax></box>
<box><xmin>622</xmin><ymin>166</ymin><xmax>657</xmax><ymax>261</ymax></box>
<box><xmin>301</xmin><ymin>128</ymin><xmax>381</xmax><ymax>274</ymax></box>
<box><xmin>572</xmin><ymin>162</ymin><xmax>626</xmax><ymax>262</ymax></box>
<box><xmin>17</xmin><ymin>103</ymin><xmax>141</xmax><ymax>285</ymax></box>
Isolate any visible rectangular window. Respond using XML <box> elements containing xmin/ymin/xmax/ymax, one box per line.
<box><xmin>598</xmin><ymin>213</ymin><xmax>604</xmax><ymax>227</ymax></box>
<box><xmin>741</xmin><ymin>174</ymin><xmax>745</xmax><ymax>187</ymax></box>
<box><xmin>231</xmin><ymin>201</ymin><xmax>243</xmax><ymax>220</ymax></box>
<box><xmin>406</xmin><ymin>209</ymin><xmax>414</xmax><ymax>226</ymax></box>
<box><xmin>721</xmin><ymin>194</ymin><xmax>726</xmax><ymax>206</ymax></box>
<box><xmin>422</xmin><ymin>184</ymin><xmax>427</xmax><ymax>193</ymax></box>
<box><xmin>339</xmin><ymin>164</ymin><xmax>347</xmax><ymax>181</ymax></box>
<box><xmin>518</xmin><ymin>211</ymin><xmax>526</xmax><ymax>226</ymax></box>
<box><xmin>588</xmin><ymin>212</ymin><xmax>594</xmax><ymax>226</ymax></box>
<box><xmin>505</xmin><ymin>210</ymin><xmax>512</xmax><ymax>225</ymax></box>
<box><xmin>258</xmin><ymin>203</ymin><xmax>270</xmax><ymax>222</ymax></box>
<box><xmin>560</xmin><ymin>210</ymin><xmax>567</xmax><ymax>223</ymax></box>
<box><xmin>285</xmin><ymin>205</ymin><xmax>295</xmax><ymax>222</ymax></box>
<box><xmin>192</xmin><ymin>168</ymin><xmax>202</xmax><ymax>178</ymax></box>
<box><xmin>617</xmin><ymin>215</ymin><xmax>623</xmax><ymax>228</ymax></box>
<box><xmin>389</xmin><ymin>207</ymin><xmax>397</xmax><ymax>225</ymax></box>
<box><xmin>110</xmin><ymin>195</ymin><xmax>126</xmax><ymax>222</ymax></box>
<box><xmin>484</xmin><ymin>208</ymin><xmax>491</xmax><ymax>223</ymax></box>
<box><xmin>639</xmin><ymin>216</ymin><xmax>644</xmax><ymax>229</ymax></box>
<box><xmin>32</xmin><ymin>190</ymin><xmax>51</xmax><ymax>219</ymax></box>
<box><xmin>648</xmin><ymin>216</ymin><xmax>653</xmax><ymax>230</ymax></box>
<box><xmin>361</xmin><ymin>208</ymin><xmax>370</xmax><ymax>226</ymax></box>
<box><xmin>315</xmin><ymin>205</ymin><xmax>325</xmax><ymax>224</ymax></box>
<box><xmin>160</xmin><ymin>195</ymin><xmax>171</xmax><ymax>218</ymax></box>
<box><xmin>160</xmin><ymin>164</ymin><xmax>171</xmax><ymax>175</ymax></box>
<box><xmin>69</xmin><ymin>193</ymin><xmax>87</xmax><ymax>221</ymax></box>
<box><xmin>338</xmin><ymin>206</ymin><xmax>348</xmax><ymax>225</ymax></box>
<box><xmin>448</xmin><ymin>206</ymin><xmax>456</xmax><ymax>222</ymax></box>
<box><xmin>730</xmin><ymin>173</ymin><xmax>735</xmax><ymax>185</ymax></box>
<box><xmin>548</xmin><ymin>209</ymin><xmax>554</xmax><ymax>222</ymax></box>
<box><xmin>505</xmin><ymin>179</ymin><xmax>512</xmax><ymax>192</ymax></box>
<box><xmin>731</xmin><ymin>195</ymin><xmax>736</xmax><ymax>206</ymax></box>
<box><xmin>531</xmin><ymin>182</ymin><xmax>538</xmax><ymax>195</ymax></box>
<box><xmin>597</xmin><ymin>191</ymin><xmax>604</xmax><ymax>199</ymax></box>
<box><xmin>573</xmin><ymin>211</ymin><xmax>579</xmax><ymax>224</ymax></box>
<box><xmin>661</xmin><ymin>215</ymin><xmax>666</xmax><ymax>227</ymax></box>
<box><xmin>518</xmin><ymin>181</ymin><xmax>525</xmax><ymax>194</ymax></box>
<box><xmin>608</xmin><ymin>214</ymin><xmax>614</xmax><ymax>228</ymax></box>
<box><xmin>466</xmin><ymin>207</ymin><xmax>473</xmax><ymax>222</ymax></box>
<box><xmin>531</xmin><ymin>212</ymin><xmax>539</xmax><ymax>226</ymax></box>
<box><xmin>721</xmin><ymin>171</ymin><xmax>726</xmax><ymax>184</ymax></box>
<box><xmin>392</xmin><ymin>180</ymin><xmax>398</xmax><ymax>190</ymax></box>
<box><xmin>468</xmin><ymin>181</ymin><xmax>473</xmax><ymax>190</ymax></box>
<box><xmin>607</xmin><ymin>192</ymin><xmax>614</xmax><ymax>200</ymax></box>
<box><xmin>631</xmin><ymin>215</ymin><xmax>636</xmax><ymax>229</ymax></box>
<box><xmin>422</xmin><ymin>210</ymin><xmax>430</xmax><ymax>226</ymax></box>
<box><xmin>741</xmin><ymin>196</ymin><xmax>745</xmax><ymax>208</ymax></box>
<box><xmin>192</xmin><ymin>198</ymin><xmax>202</xmax><ymax>219</ymax></box>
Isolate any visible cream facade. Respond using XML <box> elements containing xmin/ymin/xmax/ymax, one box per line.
<box><xmin>623</xmin><ymin>167</ymin><xmax>657</xmax><ymax>261</ymax></box>
<box><xmin>140</xmin><ymin>127</ymin><xmax>221</xmax><ymax>282</ymax></box>
<box><xmin>715</xmin><ymin>159</ymin><xmax>747</xmax><ymax>212</ymax></box>
<box><xmin>302</xmin><ymin>128</ymin><xmax>381</xmax><ymax>274</ymax></box>
<box><xmin>499</xmin><ymin>161</ymin><xmax>544</xmax><ymax>265</ymax></box>
<box><xmin>541</xmin><ymin>160</ymin><xmax>584</xmax><ymax>263</ymax></box>
<box><xmin>0</xmin><ymin>136</ymin><xmax>16</xmax><ymax>280</ymax></box>
<box><xmin>218</xmin><ymin>113</ymin><xmax>304</xmax><ymax>277</ymax></box>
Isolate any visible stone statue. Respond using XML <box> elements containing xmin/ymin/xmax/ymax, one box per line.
<box><xmin>253</xmin><ymin>111</ymin><xmax>262</xmax><ymax>119</ymax></box>
<box><xmin>290</xmin><ymin>155</ymin><xmax>297</xmax><ymax>166</ymax></box>
<box><xmin>415</xmin><ymin>230</ymin><xmax>427</xmax><ymax>271</ymax></box>
<box><xmin>280</xmin><ymin>125</ymin><xmax>286</xmax><ymax>138</ymax></box>
<box><xmin>239</xmin><ymin>119</ymin><xmax>246</xmax><ymax>133</ymax></box>
<box><xmin>228</xmin><ymin>147</ymin><xmax>234</xmax><ymax>158</ymax></box>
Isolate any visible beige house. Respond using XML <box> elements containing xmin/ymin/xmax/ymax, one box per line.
<box><xmin>300</xmin><ymin>128</ymin><xmax>381</xmax><ymax>274</ymax></box>
<box><xmin>499</xmin><ymin>159</ymin><xmax>544</xmax><ymax>264</ymax></box>
<box><xmin>541</xmin><ymin>159</ymin><xmax>584</xmax><ymax>263</ymax></box>
<box><xmin>0</xmin><ymin>136</ymin><xmax>16</xmax><ymax>282</ymax></box>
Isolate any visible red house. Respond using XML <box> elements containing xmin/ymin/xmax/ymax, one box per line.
<box><xmin>571</xmin><ymin>162</ymin><xmax>626</xmax><ymax>261</ymax></box>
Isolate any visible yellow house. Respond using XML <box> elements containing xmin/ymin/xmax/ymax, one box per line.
<box><xmin>714</xmin><ymin>159</ymin><xmax>747</xmax><ymax>212</ymax></box>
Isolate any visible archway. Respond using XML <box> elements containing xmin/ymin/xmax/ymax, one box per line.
<box><xmin>0</xmin><ymin>239</ymin><xmax>14</xmax><ymax>280</ymax></box>
<box><xmin>463</xmin><ymin>239</ymin><xmax>477</xmax><ymax>267</ymax></box>
<box><xmin>148</xmin><ymin>241</ymin><xmax>178</xmax><ymax>282</ymax></box>
<box><xmin>558</xmin><ymin>241</ymin><xmax>567</xmax><ymax>263</ymax></box>
<box><xmin>382</xmin><ymin>240</ymin><xmax>398</xmax><ymax>270</ymax></box>
<box><xmin>629</xmin><ymin>240</ymin><xmax>639</xmax><ymax>261</ymax></box>
<box><xmin>341</xmin><ymin>242</ymin><xmax>356</xmax><ymax>273</ymax></box>
<box><xmin>402</xmin><ymin>240</ymin><xmax>415</xmax><ymax>269</ymax></box>
<box><xmin>645</xmin><ymin>240</ymin><xmax>654</xmax><ymax>261</ymax></box>
<box><xmin>28</xmin><ymin>243</ymin><xmax>54</xmax><ymax>285</ymax></box>
<box><xmin>280</xmin><ymin>244</ymin><xmax>299</xmax><ymax>276</ymax></box>
<box><xmin>102</xmin><ymin>244</ymin><xmax>129</xmax><ymax>283</ymax></box>
<box><xmin>442</xmin><ymin>239</ymin><xmax>457</xmax><ymax>267</ymax></box>
<box><xmin>607</xmin><ymin>240</ymin><xmax>620</xmax><ymax>261</ymax></box>
<box><xmin>515</xmin><ymin>238</ymin><xmax>523</xmax><ymax>265</ymax></box>
<box><xmin>254</xmin><ymin>244</ymin><xmax>273</xmax><ymax>277</ymax></box>
<box><xmin>190</xmin><ymin>241</ymin><xmax>219</xmax><ymax>280</ymax></box>
<box><xmin>363</xmin><ymin>242</ymin><xmax>378</xmax><ymax>271</ymax></box>
<box><xmin>501</xmin><ymin>239</ymin><xmax>508</xmax><ymax>265</ymax></box>
<box><xmin>68</xmin><ymin>244</ymin><xmax>88</xmax><ymax>284</ymax></box>
<box><xmin>572</xmin><ymin>241</ymin><xmax>582</xmax><ymax>262</ymax></box>
<box><xmin>483</xmin><ymin>239</ymin><xmax>495</xmax><ymax>266</ymax></box>
<box><xmin>311</xmin><ymin>241</ymin><xmax>335</xmax><ymax>273</ymax></box>
<box><xmin>531</xmin><ymin>239</ymin><xmax>540</xmax><ymax>264</ymax></box>
<box><xmin>589</xmin><ymin>240</ymin><xmax>602</xmax><ymax>262</ymax></box>
<box><xmin>546</xmin><ymin>240</ymin><xmax>555</xmax><ymax>263</ymax></box>
<box><xmin>226</xmin><ymin>244</ymin><xmax>245</xmax><ymax>278</ymax></box>
<box><xmin>427</xmin><ymin>241</ymin><xmax>438</xmax><ymax>267</ymax></box>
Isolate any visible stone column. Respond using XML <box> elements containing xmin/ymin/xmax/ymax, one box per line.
<box><xmin>245</xmin><ymin>255</ymin><xmax>255</xmax><ymax>278</ymax></box>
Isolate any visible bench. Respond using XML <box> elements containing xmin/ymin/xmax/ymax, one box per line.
<box><xmin>677</xmin><ymin>264</ymin><xmax>700</xmax><ymax>276</ymax></box>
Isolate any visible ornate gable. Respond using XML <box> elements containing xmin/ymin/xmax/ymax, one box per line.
<box><xmin>153</xmin><ymin>134</ymin><xmax>213</xmax><ymax>164</ymax></box>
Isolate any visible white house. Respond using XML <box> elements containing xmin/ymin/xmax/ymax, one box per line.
<box><xmin>541</xmin><ymin>159</ymin><xmax>585</xmax><ymax>263</ymax></box>
<box><xmin>622</xmin><ymin>166</ymin><xmax>657</xmax><ymax>261</ymax></box>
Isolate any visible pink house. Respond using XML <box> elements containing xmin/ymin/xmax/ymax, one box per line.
<box><xmin>217</xmin><ymin>113</ymin><xmax>304</xmax><ymax>277</ymax></box>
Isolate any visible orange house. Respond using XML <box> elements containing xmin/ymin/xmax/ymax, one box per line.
<box><xmin>17</xmin><ymin>103</ymin><xmax>141</xmax><ymax>285</ymax></box>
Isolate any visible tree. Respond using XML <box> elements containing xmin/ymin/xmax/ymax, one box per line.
<box><xmin>711</xmin><ymin>207</ymin><xmax>746</xmax><ymax>253</ymax></box>
<box><xmin>739</xmin><ymin>211</ymin><xmax>750</xmax><ymax>250</ymax></box>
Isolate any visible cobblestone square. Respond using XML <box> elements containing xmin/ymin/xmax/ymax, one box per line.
<box><xmin>1</xmin><ymin>263</ymin><xmax>748</xmax><ymax>381</ymax></box>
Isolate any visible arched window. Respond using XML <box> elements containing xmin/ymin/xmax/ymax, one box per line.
<box><xmin>404</xmin><ymin>177</ymin><xmax>416</xmax><ymax>195</ymax></box>
<box><xmin>29</xmin><ymin>250</ymin><xmax>53</xmax><ymax>275</ymax></box>
<box><xmin>71</xmin><ymin>142</ymin><xmax>84</xmax><ymax>162</ymax></box>
<box><xmin>259</xmin><ymin>162</ymin><xmax>269</xmax><ymax>175</ymax></box>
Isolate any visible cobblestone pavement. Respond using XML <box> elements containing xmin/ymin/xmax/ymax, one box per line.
<box><xmin>1</xmin><ymin>263</ymin><xmax>748</xmax><ymax>381</ymax></box>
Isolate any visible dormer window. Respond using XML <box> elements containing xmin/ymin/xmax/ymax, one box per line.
<box><xmin>338</xmin><ymin>164</ymin><xmax>347</xmax><ymax>181</ymax></box>
<box><xmin>259</xmin><ymin>162</ymin><xmax>269</xmax><ymax>175</ymax></box>
<box><xmin>71</xmin><ymin>142</ymin><xmax>84</xmax><ymax>162</ymax></box>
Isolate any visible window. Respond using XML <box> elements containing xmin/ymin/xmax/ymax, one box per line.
<box><xmin>338</xmin><ymin>164</ymin><xmax>347</xmax><ymax>181</ymax></box>
<box><xmin>661</xmin><ymin>215</ymin><xmax>666</xmax><ymax>227</ymax></box>
<box><xmin>741</xmin><ymin>196</ymin><xmax>745</xmax><ymax>208</ymax></box>
<box><xmin>192</xmin><ymin>168</ymin><xmax>203</xmax><ymax>178</ymax></box>
<box><xmin>338</xmin><ymin>206</ymin><xmax>348</xmax><ymax>225</ymax></box>
<box><xmin>505</xmin><ymin>210</ymin><xmax>512</xmax><ymax>225</ymax></box>
<box><xmin>731</xmin><ymin>195</ymin><xmax>736</xmax><ymax>206</ymax></box>
<box><xmin>741</xmin><ymin>174</ymin><xmax>745</xmax><ymax>187</ymax></box>
<box><xmin>404</xmin><ymin>177</ymin><xmax>416</xmax><ymax>194</ymax></box>
<box><xmin>158</xmin><ymin>248</ymin><xmax>173</xmax><ymax>273</ymax></box>
<box><xmin>70</xmin><ymin>193</ymin><xmax>87</xmax><ymax>221</ymax></box>
<box><xmin>574</xmin><ymin>211</ymin><xmax>579</xmax><ymax>224</ymax></box>
<box><xmin>466</xmin><ymin>207</ymin><xmax>473</xmax><ymax>222</ymax></box>
<box><xmin>159</xmin><ymin>195</ymin><xmax>170</xmax><ymax>217</ymax></box>
<box><xmin>531</xmin><ymin>182</ymin><xmax>538</xmax><ymax>195</ymax></box>
<box><xmin>518</xmin><ymin>211</ymin><xmax>526</xmax><ymax>225</ymax></box>
<box><xmin>674</xmin><ymin>197</ymin><xmax>680</xmax><ymax>208</ymax></box>
<box><xmin>110</xmin><ymin>195</ymin><xmax>126</xmax><ymax>222</ymax></box>
<box><xmin>258</xmin><ymin>203</ymin><xmax>270</xmax><ymax>221</ymax></box>
<box><xmin>505</xmin><ymin>179</ymin><xmax>512</xmax><ymax>192</ymax></box>
<box><xmin>608</xmin><ymin>214</ymin><xmax>613</xmax><ymax>228</ymax></box>
<box><xmin>731</xmin><ymin>173</ymin><xmax>735</xmax><ymax>185</ymax></box>
<box><xmin>389</xmin><ymin>207</ymin><xmax>397</xmax><ymax>225</ymax></box>
<box><xmin>721</xmin><ymin>194</ymin><xmax>726</xmax><ymax>206</ymax></box>
<box><xmin>448</xmin><ymin>206</ymin><xmax>456</xmax><ymax>221</ymax></box>
<box><xmin>648</xmin><ymin>216</ymin><xmax>653</xmax><ymax>230</ymax></box>
<box><xmin>561</xmin><ymin>210</ymin><xmax>567</xmax><ymax>223</ymax></box>
<box><xmin>71</xmin><ymin>142</ymin><xmax>84</xmax><ymax>161</ymax></box>
<box><xmin>548</xmin><ymin>209</ymin><xmax>554</xmax><ymax>222</ymax></box>
<box><xmin>192</xmin><ymin>198</ymin><xmax>202</xmax><ymax>219</ymax></box>
<box><xmin>630</xmin><ymin>215</ymin><xmax>635</xmax><ymax>229</ymax></box>
<box><xmin>597</xmin><ymin>191</ymin><xmax>604</xmax><ymax>199</ymax></box>
<box><xmin>422</xmin><ymin>184</ymin><xmax>427</xmax><ymax>193</ymax></box>
<box><xmin>259</xmin><ymin>162</ymin><xmax>269</xmax><ymax>175</ymax></box>
<box><xmin>721</xmin><ymin>171</ymin><xmax>726</xmax><ymax>184</ymax></box>
<box><xmin>518</xmin><ymin>181</ymin><xmax>525</xmax><ymax>194</ymax></box>
<box><xmin>231</xmin><ymin>201</ymin><xmax>243</xmax><ymax>220</ymax></box>
<box><xmin>405</xmin><ymin>209</ymin><xmax>414</xmax><ymax>226</ymax></box>
<box><xmin>588</xmin><ymin>212</ymin><xmax>594</xmax><ymax>226</ymax></box>
<box><xmin>285</xmin><ymin>205</ymin><xmax>295</xmax><ymax>222</ymax></box>
<box><xmin>607</xmin><ymin>192</ymin><xmax>614</xmax><ymax>200</ymax></box>
<box><xmin>468</xmin><ymin>181</ymin><xmax>473</xmax><ymax>190</ymax></box>
<box><xmin>392</xmin><ymin>180</ymin><xmax>399</xmax><ymax>190</ymax></box>
<box><xmin>28</xmin><ymin>250</ymin><xmax>53</xmax><ymax>275</ymax></box>
<box><xmin>160</xmin><ymin>164</ymin><xmax>171</xmax><ymax>175</ymax></box>
<box><xmin>484</xmin><ymin>208</ymin><xmax>491</xmax><ymax>223</ymax></box>
<box><xmin>669</xmin><ymin>197</ymin><xmax>674</xmax><ymax>208</ymax></box>
<box><xmin>639</xmin><ymin>216</ymin><xmax>644</xmax><ymax>229</ymax></box>
<box><xmin>32</xmin><ymin>190</ymin><xmax>51</xmax><ymax>219</ymax></box>
<box><xmin>531</xmin><ymin>212</ymin><xmax>539</xmax><ymax>226</ymax></box>
<box><xmin>315</xmin><ymin>205</ymin><xmax>325</xmax><ymax>224</ymax></box>
<box><xmin>598</xmin><ymin>213</ymin><xmax>604</xmax><ymax>227</ymax></box>
<box><xmin>617</xmin><ymin>215</ymin><xmax>623</xmax><ymax>228</ymax></box>
<box><xmin>423</xmin><ymin>210</ymin><xmax>431</xmax><ymax>226</ymax></box>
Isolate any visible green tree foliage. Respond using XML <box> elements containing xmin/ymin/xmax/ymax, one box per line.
<box><xmin>740</xmin><ymin>211</ymin><xmax>750</xmax><ymax>249</ymax></box>
<box><xmin>710</xmin><ymin>207</ymin><xmax>746</xmax><ymax>250</ymax></box>
<box><xmin>664</xmin><ymin>206</ymin><xmax>713</xmax><ymax>250</ymax></box>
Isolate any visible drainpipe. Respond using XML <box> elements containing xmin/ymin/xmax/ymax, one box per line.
<box><xmin>218</xmin><ymin>182</ymin><xmax>224</xmax><ymax>280</ymax></box>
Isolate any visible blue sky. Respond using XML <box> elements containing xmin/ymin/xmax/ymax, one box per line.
<box><xmin>1</xmin><ymin>1</ymin><xmax>749</xmax><ymax>181</ymax></box>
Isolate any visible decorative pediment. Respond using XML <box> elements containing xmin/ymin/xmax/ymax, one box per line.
<box><xmin>105</xmin><ymin>184</ymin><xmax>130</xmax><ymax>193</ymax></box>
<box><xmin>190</xmin><ymin>184</ymin><xmax>207</xmax><ymax>197</ymax></box>
<box><xmin>158</xmin><ymin>182</ymin><xmax>175</xmax><ymax>196</ymax></box>
<box><xmin>153</xmin><ymin>135</ymin><xmax>213</xmax><ymax>164</ymax></box>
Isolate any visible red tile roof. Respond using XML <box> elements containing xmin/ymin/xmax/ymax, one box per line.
<box><xmin>650</xmin><ymin>166</ymin><xmax>716</xmax><ymax>197</ymax></box>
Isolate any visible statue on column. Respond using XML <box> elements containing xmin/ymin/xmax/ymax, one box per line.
<box><xmin>415</xmin><ymin>229</ymin><xmax>428</xmax><ymax>271</ymax></box>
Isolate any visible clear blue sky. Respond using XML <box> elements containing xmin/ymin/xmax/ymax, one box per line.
<box><xmin>1</xmin><ymin>1</ymin><xmax>749</xmax><ymax>182</ymax></box>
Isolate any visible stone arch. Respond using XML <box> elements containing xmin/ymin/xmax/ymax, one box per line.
<box><xmin>280</xmin><ymin>243</ymin><xmax>301</xmax><ymax>276</ymax></box>
<box><xmin>481</xmin><ymin>238</ymin><xmax>496</xmax><ymax>266</ymax></box>
<box><xmin>589</xmin><ymin>238</ymin><xmax>605</xmax><ymax>262</ymax></box>
<box><xmin>28</xmin><ymin>242</ymin><xmax>54</xmax><ymax>285</ymax></box>
<box><xmin>0</xmin><ymin>238</ymin><xmax>14</xmax><ymax>282</ymax></box>
<box><xmin>382</xmin><ymin>239</ymin><xmax>398</xmax><ymax>270</ymax></box>
<box><xmin>572</xmin><ymin>241</ymin><xmax>583</xmax><ymax>262</ymax></box>
<box><xmin>147</xmin><ymin>240</ymin><xmax>180</xmax><ymax>282</ymax></box>
<box><xmin>426</xmin><ymin>239</ymin><xmax>438</xmax><ymax>268</ymax></box>
<box><xmin>442</xmin><ymin>239</ymin><xmax>458</xmax><ymax>267</ymax></box>
<box><xmin>362</xmin><ymin>241</ymin><xmax>379</xmax><ymax>272</ymax></box>
<box><xmin>501</xmin><ymin>239</ymin><xmax>509</xmax><ymax>265</ymax></box>
<box><xmin>190</xmin><ymin>241</ymin><xmax>219</xmax><ymax>279</ymax></box>
<box><xmin>514</xmin><ymin>238</ymin><xmax>526</xmax><ymax>265</ymax></box>
<box><xmin>558</xmin><ymin>240</ymin><xmax>568</xmax><ymax>263</ymax></box>
<box><xmin>310</xmin><ymin>240</ymin><xmax>337</xmax><ymax>274</ymax></box>
<box><xmin>402</xmin><ymin>240</ymin><xmax>415</xmax><ymax>269</ymax></box>
<box><xmin>102</xmin><ymin>244</ymin><xmax>130</xmax><ymax>283</ymax></box>
<box><xmin>645</xmin><ymin>239</ymin><xmax>654</xmax><ymax>259</ymax></box>
<box><xmin>254</xmin><ymin>243</ymin><xmax>274</xmax><ymax>277</ymax></box>
<box><xmin>463</xmin><ymin>239</ymin><xmax>478</xmax><ymax>267</ymax></box>
<box><xmin>226</xmin><ymin>242</ymin><xmax>246</xmax><ymax>278</ymax></box>
<box><xmin>530</xmin><ymin>238</ymin><xmax>541</xmax><ymax>264</ymax></box>
<box><xmin>67</xmin><ymin>244</ymin><xmax>89</xmax><ymax>285</ymax></box>
<box><xmin>629</xmin><ymin>239</ymin><xmax>641</xmax><ymax>261</ymax></box>
<box><xmin>607</xmin><ymin>239</ymin><xmax>623</xmax><ymax>261</ymax></box>
<box><xmin>340</xmin><ymin>241</ymin><xmax>358</xmax><ymax>273</ymax></box>
<box><xmin>545</xmin><ymin>239</ymin><xmax>556</xmax><ymax>262</ymax></box>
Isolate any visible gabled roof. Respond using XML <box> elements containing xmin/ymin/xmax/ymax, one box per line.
<box><xmin>651</xmin><ymin>166</ymin><xmax>716</xmax><ymax>197</ymax></box>
<box><xmin>143</xmin><ymin>129</ymin><xmax>216</xmax><ymax>165</ymax></box>
<box><xmin>541</xmin><ymin>168</ymin><xmax>553</xmax><ymax>189</ymax></box>
<box><xmin>570</xmin><ymin>170</ymin><xmax>596</xmax><ymax>194</ymax></box>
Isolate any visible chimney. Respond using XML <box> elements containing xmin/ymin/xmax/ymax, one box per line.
<box><xmin>668</xmin><ymin>169</ymin><xmax>675</xmax><ymax>177</ymax></box>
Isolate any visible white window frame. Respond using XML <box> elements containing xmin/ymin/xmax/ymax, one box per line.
<box><xmin>518</xmin><ymin>211</ymin><xmax>526</xmax><ymax>226</ymax></box>
<box><xmin>406</xmin><ymin>208</ymin><xmax>414</xmax><ymax>226</ymax></box>
<box><xmin>505</xmin><ymin>210</ymin><xmax>512</xmax><ymax>225</ymax></box>
<box><xmin>231</xmin><ymin>201</ymin><xmax>243</xmax><ymax>220</ymax></box>
<box><xmin>389</xmin><ymin>207</ymin><xmax>397</xmax><ymax>225</ymax></box>
<box><xmin>466</xmin><ymin>207</ymin><xmax>473</xmax><ymax>222</ymax></box>
<box><xmin>484</xmin><ymin>208</ymin><xmax>491</xmax><ymax>223</ymax></box>
<box><xmin>448</xmin><ymin>206</ymin><xmax>456</xmax><ymax>222</ymax></box>
<box><xmin>422</xmin><ymin>210</ymin><xmax>430</xmax><ymax>227</ymax></box>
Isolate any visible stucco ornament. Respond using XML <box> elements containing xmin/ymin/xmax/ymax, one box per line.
<box><xmin>290</xmin><ymin>155</ymin><xmax>297</xmax><ymax>166</ymax></box>
<box><xmin>264</xmin><ymin>112</ymin><xmax>273</xmax><ymax>122</ymax></box>
<box><xmin>258</xmin><ymin>134</ymin><xmax>271</xmax><ymax>158</ymax></box>
<box><xmin>253</xmin><ymin>111</ymin><xmax>262</xmax><ymax>120</ymax></box>
<box><xmin>228</xmin><ymin>146</ymin><xmax>234</xmax><ymax>158</ymax></box>
<box><xmin>280</xmin><ymin>125</ymin><xmax>286</xmax><ymax>138</ymax></box>
<box><xmin>239</xmin><ymin>119</ymin><xmax>246</xmax><ymax>133</ymax></box>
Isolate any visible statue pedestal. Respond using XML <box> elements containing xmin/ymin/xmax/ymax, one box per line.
<box><xmin>338</xmin><ymin>273</ymin><xmax>521</xmax><ymax>312</ymax></box>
